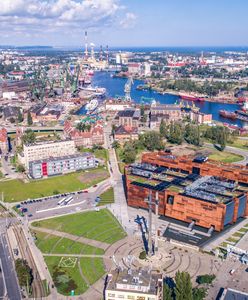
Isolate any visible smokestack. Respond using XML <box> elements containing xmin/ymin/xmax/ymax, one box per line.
<box><xmin>106</xmin><ymin>45</ymin><xmax>109</xmax><ymax>64</ymax></box>
<box><xmin>84</xmin><ymin>31</ymin><xmax>88</xmax><ymax>59</ymax></box>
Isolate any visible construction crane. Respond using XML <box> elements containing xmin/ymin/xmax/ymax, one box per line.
<box><xmin>124</xmin><ymin>77</ymin><xmax>133</xmax><ymax>101</ymax></box>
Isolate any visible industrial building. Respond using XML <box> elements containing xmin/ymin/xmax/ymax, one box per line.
<box><xmin>29</xmin><ymin>153</ymin><xmax>95</xmax><ymax>179</ymax></box>
<box><xmin>125</xmin><ymin>152</ymin><xmax>248</xmax><ymax>232</ymax></box>
<box><xmin>105</xmin><ymin>269</ymin><xmax>163</xmax><ymax>300</ymax></box>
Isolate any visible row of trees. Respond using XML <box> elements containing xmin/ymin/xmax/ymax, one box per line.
<box><xmin>159</xmin><ymin>79</ymin><xmax>234</xmax><ymax>97</ymax></box>
<box><xmin>15</xmin><ymin>259</ymin><xmax>33</xmax><ymax>293</ymax></box>
<box><xmin>203</xmin><ymin>125</ymin><xmax>235</xmax><ymax>151</ymax></box>
<box><xmin>163</xmin><ymin>271</ymin><xmax>207</xmax><ymax>300</ymax></box>
<box><xmin>9</xmin><ymin>111</ymin><xmax>33</xmax><ymax>125</ymax></box>
<box><xmin>113</xmin><ymin>131</ymin><xmax>164</xmax><ymax>163</ymax></box>
<box><xmin>160</xmin><ymin>121</ymin><xmax>202</xmax><ymax>147</ymax></box>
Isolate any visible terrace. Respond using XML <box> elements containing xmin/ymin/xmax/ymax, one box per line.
<box><xmin>127</xmin><ymin>162</ymin><xmax>245</xmax><ymax>204</ymax></box>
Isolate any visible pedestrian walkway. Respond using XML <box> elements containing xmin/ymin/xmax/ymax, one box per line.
<box><xmin>30</xmin><ymin>225</ymin><xmax>110</xmax><ymax>250</ymax></box>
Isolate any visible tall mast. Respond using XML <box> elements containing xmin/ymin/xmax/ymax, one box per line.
<box><xmin>84</xmin><ymin>31</ymin><xmax>88</xmax><ymax>59</ymax></box>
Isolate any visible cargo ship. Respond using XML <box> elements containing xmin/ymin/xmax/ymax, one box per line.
<box><xmin>219</xmin><ymin>110</ymin><xmax>237</xmax><ymax>120</ymax></box>
<box><xmin>179</xmin><ymin>93</ymin><xmax>205</xmax><ymax>102</ymax></box>
<box><xmin>235</xmin><ymin>100</ymin><xmax>248</xmax><ymax>122</ymax></box>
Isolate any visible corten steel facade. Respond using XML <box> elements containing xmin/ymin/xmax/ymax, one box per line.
<box><xmin>125</xmin><ymin>152</ymin><xmax>248</xmax><ymax>232</ymax></box>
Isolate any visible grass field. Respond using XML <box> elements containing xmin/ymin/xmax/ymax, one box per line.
<box><xmin>97</xmin><ymin>188</ymin><xmax>114</xmax><ymax>206</ymax></box>
<box><xmin>115</xmin><ymin>148</ymin><xmax>126</xmax><ymax>174</ymax></box>
<box><xmin>0</xmin><ymin>167</ymin><xmax>109</xmax><ymax>202</ymax></box>
<box><xmin>33</xmin><ymin>231</ymin><xmax>104</xmax><ymax>255</ymax></box>
<box><xmin>228</xmin><ymin>139</ymin><xmax>248</xmax><ymax>150</ymax></box>
<box><xmin>44</xmin><ymin>256</ymin><xmax>88</xmax><ymax>295</ymax></box>
<box><xmin>79</xmin><ymin>148</ymin><xmax>109</xmax><ymax>163</ymax></box>
<box><xmin>80</xmin><ymin>257</ymin><xmax>105</xmax><ymax>285</ymax></box>
<box><xmin>208</xmin><ymin>151</ymin><xmax>244</xmax><ymax>163</ymax></box>
<box><xmin>32</xmin><ymin>209</ymin><xmax>126</xmax><ymax>244</ymax></box>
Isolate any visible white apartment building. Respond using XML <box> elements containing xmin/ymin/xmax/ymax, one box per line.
<box><xmin>105</xmin><ymin>269</ymin><xmax>163</xmax><ymax>300</ymax></box>
<box><xmin>22</xmin><ymin>140</ymin><xmax>76</xmax><ymax>168</ymax></box>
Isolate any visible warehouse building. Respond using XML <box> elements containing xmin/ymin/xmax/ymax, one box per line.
<box><xmin>29</xmin><ymin>153</ymin><xmax>95</xmax><ymax>179</ymax></box>
<box><xmin>125</xmin><ymin>152</ymin><xmax>248</xmax><ymax>232</ymax></box>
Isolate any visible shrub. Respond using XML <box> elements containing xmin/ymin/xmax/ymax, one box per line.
<box><xmin>139</xmin><ymin>251</ymin><xmax>146</xmax><ymax>260</ymax></box>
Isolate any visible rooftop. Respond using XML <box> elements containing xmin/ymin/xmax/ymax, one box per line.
<box><xmin>116</xmin><ymin>109</ymin><xmax>140</xmax><ymax>119</ymax></box>
<box><xmin>127</xmin><ymin>162</ymin><xmax>245</xmax><ymax>204</ymax></box>
<box><xmin>106</xmin><ymin>269</ymin><xmax>162</xmax><ymax>295</ymax></box>
<box><xmin>220</xmin><ymin>288</ymin><xmax>248</xmax><ymax>300</ymax></box>
<box><xmin>29</xmin><ymin>152</ymin><xmax>94</xmax><ymax>165</ymax></box>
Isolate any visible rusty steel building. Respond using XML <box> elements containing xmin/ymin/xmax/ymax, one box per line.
<box><xmin>125</xmin><ymin>152</ymin><xmax>248</xmax><ymax>232</ymax></box>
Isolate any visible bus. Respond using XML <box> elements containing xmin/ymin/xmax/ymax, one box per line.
<box><xmin>64</xmin><ymin>196</ymin><xmax>73</xmax><ymax>205</ymax></box>
<box><xmin>57</xmin><ymin>197</ymin><xmax>66</xmax><ymax>206</ymax></box>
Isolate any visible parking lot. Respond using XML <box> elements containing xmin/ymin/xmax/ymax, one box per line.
<box><xmin>15</xmin><ymin>179</ymin><xmax>111</xmax><ymax>221</ymax></box>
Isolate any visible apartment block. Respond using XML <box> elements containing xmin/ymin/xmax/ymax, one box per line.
<box><xmin>29</xmin><ymin>153</ymin><xmax>95</xmax><ymax>179</ymax></box>
<box><xmin>23</xmin><ymin>140</ymin><xmax>76</xmax><ymax>168</ymax></box>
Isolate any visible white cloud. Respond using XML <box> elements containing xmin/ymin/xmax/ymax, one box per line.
<box><xmin>120</xmin><ymin>12</ymin><xmax>137</xmax><ymax>29</ymax></box>
<box><xmin>0</xmin><ymin>0</ymin><xmax>120</xmax><ymax>32</ymax></box>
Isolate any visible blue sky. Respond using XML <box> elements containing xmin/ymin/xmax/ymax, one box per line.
<box><xmin>0</xmin><ymin>0</ymin><xmax>248</xmax><ymax>47</ymax></box>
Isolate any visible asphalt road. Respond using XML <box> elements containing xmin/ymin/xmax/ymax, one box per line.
<box><xmin>205</xmin><ymin>142</ymin><xmax>248</xmax><ymax>165</ymax></box>
<box><xmin>0</xmin><ymin>233</ymin><xmax>21</xmax><ymax>300</ymax></box>
<box><xmin>18</xmin><ymin>178</ymin><xmax>111</xmax><ymax>221</ymax></box>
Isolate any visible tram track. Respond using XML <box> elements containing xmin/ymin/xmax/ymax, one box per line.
<box><xmin>12</xmin><ymin>224</ymin><xmax>46</xmax><ymax>299</ymax></box>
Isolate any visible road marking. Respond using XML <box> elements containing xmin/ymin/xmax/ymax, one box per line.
<box><xmin>36</xmin><ymin>200</ymin><xmax>86</xmax><ymax>213</ymax></box>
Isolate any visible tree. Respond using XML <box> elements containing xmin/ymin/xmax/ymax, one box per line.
<box><xmin>140</xmin><ymin>104</ymin><xmax>147</xmax><ymax>124</ymax></box>
<box><xmin>18</xmin><ymin>110</ymin><xmax>23</xmax><ymax>123</ymax></box>
<box><xmin>76</xmin><ymin>122</ymin><xmax>91</xmax><ymax>132</ymax></box>
<box><xmin>9</xmin><ymin>117</ymin><xmax>15</xmax><ymax>124</ymax></box>
<box><xmin>142</xmin><ymin>131</ymin><xmax>164</xmax><ymax>151</ymax></box>
<box><xmin>167</xmin><ymin>122</ymin><xmax>183</xmax><ymax>145</ymax></box>
<box><xmin>175</xmin><ymin>271</ymin><xmax>193</xmax><ymax>300</ymax></box>
<box><xmin>196</xmin><ymin>274</ymin><xmax>216</xmax><ymax>285</ymax></box>
<box><xmin>22</xmin><ymin>129</ymin><xmax>36</xmax><ymax>145</ymax></box>
<box><xmin>27</xmin><ymin>111</ymin><xmax>33</xmax><ymax>126</ymax></box>
<box><xmin>192</xmin><ymin>287</ymin><xmax>207</xmax><ymax>300</ymax></box>
<box><xmin>163</xmin><ymin>282</ymin><xmax>173</xmax><ymax>300</ymax></box>
<box><xmin>16</xmin><ymin>164</ymin><xmax>25</xmax><ymax>173</ymax></box>
<box><xmin>160</xmin><ymin>119</ymin><xmax>167</xmax><ymax>136</ymax></box>
<box><xmin>121</xmin><ymin>141</ymin><xmax>137</xmax><ymax>163</ymax></box>
<box><xmin>15</xmin><ymin>259</ymin><xmax>33</xmax><ymax>289</ymax></box>
<box><xmin>112</xmin><ymin>140</ymin><xmax>120</xmax><ymax>149</ymax></box>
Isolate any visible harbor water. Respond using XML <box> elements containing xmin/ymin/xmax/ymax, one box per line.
<box><xmin>90</xmin><ymin>71</ymin><xmax>244</xmax><ymax>127</ymax></box>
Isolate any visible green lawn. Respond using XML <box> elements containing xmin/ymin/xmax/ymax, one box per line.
<box><xmin>44</xmin><ymin>256</ymin><xmax>88</xmax><ymax>295</ymax></box>
<box><xmin>33</xmin><ymin>231</ymin><xmax>104</xmax><ymax>255</ymax></box>
<box><xmin>32</xmin><ymin>209</ymin><xmax>126</xmax><ymax>244</ymax></box>
<box><xmin>80</xmin><ymin>258</ymin><xmax>105</xmax><ymax>285</ymax></box>
<box><xmin>228</xmin><ymin>139</ymin><xmax>248</xmax><ymax>150</ymax></box>
<box><xmin>208</xmin><ymin>151</ymin><xmax>244</xmax><ymax>163</ymax></box>
<box><xmin>97</xmin><ymin>188</ymin><xmax>114</xmax><ymax>206</ymax></box>
<box><xmin>0</xmin><ymin>167</ymin><xmax>109</xmax><ymax>202</ymax></box>
<box><xmin>79</xmin><ymin>148</ymin><xmax>109</xmax><ymax>163</ymax></box>
<box><xmin>115</xmin><ymin>148</ymin><xmax>126</xmax><ymax>174</ymax></box>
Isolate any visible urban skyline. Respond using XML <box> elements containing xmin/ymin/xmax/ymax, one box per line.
<box><xmin>1</xmin><ymin>0</ymin><xmax>248</xmax><ymax>47</ymax></box>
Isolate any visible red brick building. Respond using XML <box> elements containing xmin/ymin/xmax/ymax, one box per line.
<box><xmin>0</xmin><ymin>128</ymin><xmax>8</xmax><ymax>154</ymax></box>
<box><xmin>64</xmin><ymin>120</ymin><xmax>104</xmax><ymax>148</ymax></box>
<box><xmin>125</xmin><ymin>152</ymin><xmax>248</xmax><ymax>232</ymax></box>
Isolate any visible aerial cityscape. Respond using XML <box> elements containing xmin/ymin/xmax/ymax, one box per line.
<box><xmin>0</xmin><ymin>1</ymin><xmax>248</xmax><ymax>300</ymax></box>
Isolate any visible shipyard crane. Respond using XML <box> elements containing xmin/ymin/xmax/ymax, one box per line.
<box><xmin>124</xmin><ymin>76</ymin><xmax>133</xmax><ymax>101</ymax></box>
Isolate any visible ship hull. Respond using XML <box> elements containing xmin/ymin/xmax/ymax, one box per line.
<box><xmin>180</xmin><ymin>95</ymin><xmax>205</xmax><ymax>102</ymax></box>
<box><xmin>219</xmin><ymin>110</ymin><xmax>237</xmax><ymax>120</ymax></box>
